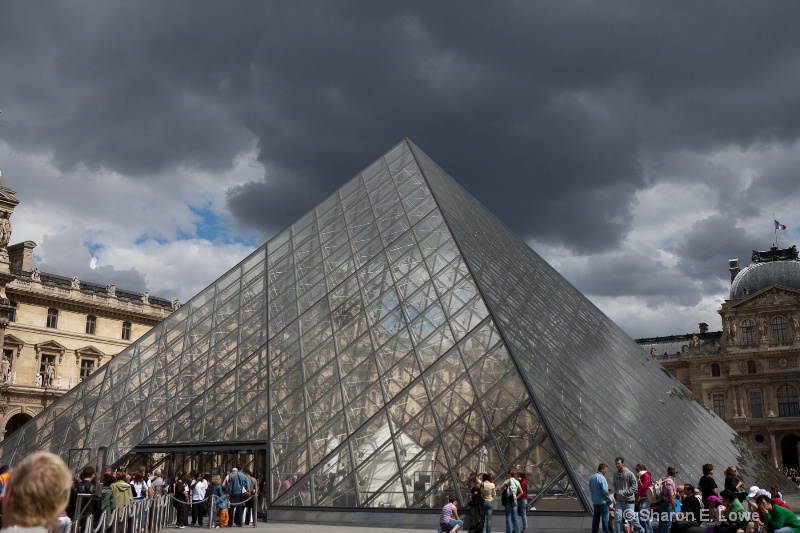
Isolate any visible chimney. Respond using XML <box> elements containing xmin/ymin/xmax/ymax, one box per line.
<box><xmin>698</xmin><ymin>322</ymin><xmax>709</xmax><ymax>334</ymax></box>
<box><xmin>729</xmin><ymin>259</ymin><xmax>740</xmax><ymax>283</ymax></box>
<box><xmin>8</xmin><ymin>241</ymin><xmax>37</xmax><ymax>271</ymax></box>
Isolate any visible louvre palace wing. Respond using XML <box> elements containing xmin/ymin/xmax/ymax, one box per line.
<box><xmin>0</xmin><ymin>139</ymin><xmax>791</xmax><ymax>512</ymax></box>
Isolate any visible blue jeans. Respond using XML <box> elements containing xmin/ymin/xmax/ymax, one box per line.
<box><xmin>637</xmin><ymin>498</ymin><xmax>653</xmax><ymax>533</ymax></box>
<box><xmin>504</xmin><ymin>502</ymin><xmax>519</xmax><ymax>533</ymax></box>
<box><xmin>482</xmin><ymin>501</ymin><xmax>493</xmax><ymax>533</ymax></box>
<box><xmin>516</xmin><ymin>498</ymin><xmax>527</xmax><ymax>532</ymax></box>
<box><xmin>592</xmin><ymin>503</ymin><xmax>610</xmax><ymax>533</ymax></box>
<box><xmin>656</xmin><ymin>502</ymin><xmax>672</xmax><ymax>533</ymax></box>
<box><xmin>615</xmin><ymin>501</ymin><xmax>643</xmax><ymax>533</ymax></box>
<box><xmin>441</xmin><ymin>519</ymin><xmax>464</xmax><ymax>532</ymax></box>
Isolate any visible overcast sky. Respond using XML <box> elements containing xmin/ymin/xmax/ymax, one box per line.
<box><xmin>1</xmin><ymin>1</ymin><xmax>799</xmax><ymax>339</ymax></box>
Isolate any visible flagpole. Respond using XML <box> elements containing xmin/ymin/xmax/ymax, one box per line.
<box><xmin>774</xmin><ymin>212</ymin><xmax>778</xmax><ymax>247</ymax></box>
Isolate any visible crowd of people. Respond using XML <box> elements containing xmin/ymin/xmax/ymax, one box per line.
<box><xmin>588</xmin><ymin>457</ymin><xmax>799</xmax><ymax>533</ymax></box>
<box><xmin>440</xmin><ymin>469</ymin><xmax>530</xmax><ymax>533</ymax></box>
<box><xmin>0</xmin><ymin>456</ymin><xmax>262</xmax><ymax>533</ymax></box>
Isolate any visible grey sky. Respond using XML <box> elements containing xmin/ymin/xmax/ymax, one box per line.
<box><xmin>1</xmin><ymin>1</ymin><xmax>799</xmax><ymax>338</ymax></box>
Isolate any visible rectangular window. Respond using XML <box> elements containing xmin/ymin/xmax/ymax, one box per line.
<box><xmin>8</xmin><ymin>302</ymin><xmax>16</xmax><ymax>322</ymax></box>
<box><xmin>711</xmin><ymin>363</ymin><xmax>721</xmax><ymax>377</ymax></box>
<box><xmin>85</xmin><ymin>315</ymin><xmax>96</xmax><ymax>335</ymax></box>
<box><xmin>122</xmin><ymin>321</ymin><xmax>132</xmax><ymax>341</ymax></box>
<box><xmin>46</xmin><ymin>308</ymin><xmax>58</xmax><ymax>329</ymax></box>
<box><xmin>80</xmin><ymin>359</ymin><xmax>95</xmax><ymax>381</ymax></box>
<box><xmin>712</xmin><ymin>394</ymin><xmax>726</xmax><ymax>419</ymax></box>
<box><xmin>749</xmin><ymin>391</ymin><xmax>763</xmax><ymax>418</ymax></box>
<box><xmin>39</xmin><ymin>354</ymin><xmax>56</xmax><ymax>386</ymax></box>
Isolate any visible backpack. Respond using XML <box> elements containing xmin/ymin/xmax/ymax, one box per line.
<box><xmin>100</xmin><ymin>487</ymin><xmax>115</xmax><ymax>525</ymax></box>
<box><xmin>648</xmin><ymin>476</ymin><xmax>665</xmax><ymax>502</ymax></box>
<box><xmin>501</xmin><ymin>482</ymin><xmax>516</xmax><ymax>506</ymax></box>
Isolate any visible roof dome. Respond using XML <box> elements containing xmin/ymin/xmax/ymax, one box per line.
<box><xmin>730</xmin><ymin>259</ymin><xmax>800</xmax><ymax>299</ymax></box>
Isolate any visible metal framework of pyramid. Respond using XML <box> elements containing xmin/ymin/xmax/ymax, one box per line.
<box><xmin>0</xmin><ymin>139</ymin><xmax>790</xmax><ymax>514</ymax></box>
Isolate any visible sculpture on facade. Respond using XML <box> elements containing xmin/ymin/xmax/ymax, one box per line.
<box><xmin>141</xmin><ymin>291</ymin><xmax>149</xmax><ymax>304</ymax></box>
<box><xmin>71</xmin><ymin>277</ymin><xmax>80</xmax><ymax>290</ymax></box>
<box><xmin>758</xmin><ymin>318</ymin><xmax>768</xmax><ymax>341</ymax></box>
<box><xmin>792</xmin><ymin>313</ymin><xmax>800</xmax><ymax>338</ymax></box>
<box><xmin>35</xmin><ymin>373</ymin><xmax>41</xmax><ymax>387</ymax></box>
<box><xmin>689</xmin><ymin>334</ymin><xmax>700</xmax><ymax>348</ymax></box>
<box><xmin>650</xmin><ymin>346</ymin><xmax>657</xmax><ymax>357</ymax></box>
<box><xmin>31</xmin><ymin>267</ymin><xmax>41</xmax><ymax>282</ymax></box>
<box><xmin>107</xmin><ymin>283</ymin><xmax>116</xmax><ymax>297</ymax></box>
<box><xmin>0</xmin><ymin>211</ymin><xmax>11</xmax><ymax>249</ymax></box>
<box><xmin>44</xmin><ymin>363</ymin><xmax>55</xmax><ymax>387</ymax></box>
<box><xmin>0</xmin><ymin>355</ymin><xmax>9</xmax><ymax>383</ymax></box>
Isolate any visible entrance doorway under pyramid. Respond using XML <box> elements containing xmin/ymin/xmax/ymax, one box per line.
<box><xmin>0</xmin><ymin>140</ymin><xmax>792</xmax><ymax>525</ymax></box>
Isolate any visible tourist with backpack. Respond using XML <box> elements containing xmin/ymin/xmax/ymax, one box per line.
<box><xmin>226</xmin><ymin>467</ymin><xmax>249</xmax><ymax>527</ymax></box>
<box><xmin>655</xmin><ymin>466</ymin><xmax>677</xmax><ymax>533</ymax></box>
<box><xmin>635</xmin><ymin>464</ymin><xmax>653</xmax><ymax>533</ymax></box>
<box><xmin>500</xmin><ymin>470</ymin><xmax>522</xmax><ymax>533</ymax></box>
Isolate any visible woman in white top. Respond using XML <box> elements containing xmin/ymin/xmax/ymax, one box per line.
<box><xmin>190</xmin><ymin>473</ymin><xmax>209</xmax><ymax>526</ymax></box>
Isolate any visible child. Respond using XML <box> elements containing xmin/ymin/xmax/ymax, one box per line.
<box><xmin>217</xmin><ymin>494</ymin><xmax>230</xmax><ymax>528</ymax></box>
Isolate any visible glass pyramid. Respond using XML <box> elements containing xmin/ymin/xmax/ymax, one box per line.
<box><xmin>0</xmin><ymin>140</ymin><xmax>791</xmax><ymax>512</ymax></box>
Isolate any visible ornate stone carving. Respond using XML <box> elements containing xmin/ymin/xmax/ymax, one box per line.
<box><xmin>650</xmin><ymin>346</ymin><xmax>657</xmax><ymax>357</ymax></box>
<box><xmin>0</xmin><ymin>211</ymin><xmax>12</xmax><ymax>249</ymax></box>
<box><xmin>689</xmin><ymin>334</ymin><xmax>700</xmax><ymax>348</ymax></box>
<box><xmin>141</xmin><ymin>291</ymin><xmax>149</xmax><ymax>304</ymax></box>
<box><xmin>171</xmin><ymin>299</ymin><xmax>181</xmax><ymax>310</ymax></box>
<box><xmin>0</xmin><ymin>355</ymin><xmax>9</xmax><ymax>383</ymax></box>
<box><xmin>793</xmin><ymin>313</ymin><xmax>800</xmax><ymax>339</ymax></box>
<box><xmin>700</xmin><ymin>364</ymin><xmax>710</xmax><ymax>376</ymax></box>
<box><xmin>71</xmin><ymin>277</ymin><xmax>80</xmax><ymax>290</ymax></box>
<box><xmin>769</xmin><ymin>356</ymin><xmax>797</xmax><ymax>369</ymax></box>
<box><xmin>31</xmin><ymin>267</ymin><xmax>40</xmax><ymax>282</ymax></box>
<box><xmin>106</xmin><ymin>283</ymin><xmax>116</xmax><ymax>297</ymax></box>
<box><xmin>44</xmin><ymin>363</ymin><xmax>55</xmax><ymax>387</ymax></box>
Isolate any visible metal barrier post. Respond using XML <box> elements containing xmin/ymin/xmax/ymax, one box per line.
<box><xmin>252</xmin><ymin>494</ymin><xmax>257</xmax><ymax>528</ymax></box>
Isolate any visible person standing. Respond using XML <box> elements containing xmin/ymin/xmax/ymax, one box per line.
<box><xmin>190</xmin><ymin>472</ymin><xmax>209</xmax><ymax>526</ymax></box>
<box><xmin>613</xmin><ymin>458</ymin><xmax>643</xmax><ymax>533</ymax></box>
<box><xmin>697</xmin><ymin>464</ymin><xmax>717</xmax><ymax>508</ymax></box>
<box><xmin>516</xmin><ymin>472</ymin><xmax>528</xmax><ymax>533</ymax></box>
<box><xmin>656</xmin><ymin>467</ymin><xmax>677</xmax><ymax>533</ymax></box>
<box><xmin>635</xmin><ymin>464</ymin><xmax>653</xmax><ymax>533</ymax></box>
<box><xmin>227</xmin><ymin>467</ymin><xmax>249</xmax><ymax>527</ymax></box>
<box><xmin>243</xmin><ymin>470</ymin><xmax>258</xmax><ymax>525</ymax></box>
<box><xmin>590</xmin><ymin>463</ymin><xmax>612</xmax><ymax>533</ymax></box>
<box><xmin>500</xmin><ymin>470</ymin><xmax>522</xmax><ymax>533</ymax></box>
<box><xmin>479</xmin><ymin>473</ymin><xmax>496</xmax><ymax>533</ymax></box>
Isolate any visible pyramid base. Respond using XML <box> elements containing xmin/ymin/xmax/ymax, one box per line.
<box><xmin>266</xmin><ymin>509</ymin><xmax>592</xmax><ymax>532</ymax></box>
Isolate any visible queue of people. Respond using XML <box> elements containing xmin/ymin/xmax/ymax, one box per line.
<box><xmin>589</xmin><ymin>458</ymin><xmax>798</xmax><ymax>533</ymax></box>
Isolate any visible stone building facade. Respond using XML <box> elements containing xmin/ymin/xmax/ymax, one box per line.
<box><xmin>0</xmin><ymin>172</ymin><xmax>176</xmax><ymax>439</ymax></box>
<box><xmin>637</xmin><ymin>245</ymin><xmax>800</xmax><ymax>472</ymax></box>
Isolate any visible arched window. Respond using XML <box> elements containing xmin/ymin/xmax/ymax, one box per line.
<box><xmin>741</xmin><ymin>320</ymin><xmax>756</xmax><ymax>345</ymax></box>
<box><xmin>747</xmin><ymin>360</ymin><xmax>757</xmax><ymax>374</ymax></box>
<box><xmin>772</xmin><ymin>316</ymin><xmax>788</xmax><ymax>343</ymax></box>
<box><xmin>777</xmin><ymin>384</ymin><xmax>800</xmax><ymax>417</ymax></box>
<box><xmin>46</xmin><ymin>308</ymin><xmax>58</xmax><ymax>329</ymax></box>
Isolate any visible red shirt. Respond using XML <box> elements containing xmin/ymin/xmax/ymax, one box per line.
<box><xmin>637</xmin><ymin>471</ymin><xmax>651</xmax><ymax>499</ymax></box>
<box><xmin>518</xmin><ymin>478</ymin><xmax>528</xmax><ymax>500</ymax></box>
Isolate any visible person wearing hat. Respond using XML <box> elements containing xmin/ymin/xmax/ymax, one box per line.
<box><xmin>753</xmin><ymin>494</ymin><xmax>800</xmax><ymax>533</ymax></box>
<box><xmin>706</xmin><ymin>494</ymin><xmax>726</xmax><ymax>527</ymax></box>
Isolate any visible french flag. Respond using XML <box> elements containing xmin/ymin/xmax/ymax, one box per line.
<box><xmin>775</xmin><ymin>220</ymin><xmax>787</xmax><ymax>231</ymax></box>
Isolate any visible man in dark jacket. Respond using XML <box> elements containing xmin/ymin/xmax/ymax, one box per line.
<box><xmin>67</xmin><ymin>466</ymin><xmax>99</xmax><ymax>531</ymax></box>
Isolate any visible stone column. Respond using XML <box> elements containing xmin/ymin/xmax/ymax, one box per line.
<box><xmin>766</xmin><ymin>383</ymin><xmax>777</xmax><ymax>418</ymax></box>
<box><xmin>732</xmin><ymin>386</ymin><xmax>742</xmax><ymax>418</ymax></box>
<box><xmin>770</xmin><ymin>432</ymin><xmax>779</xmax><ymax>469</ymax></box>
<box><xmin>738</xmin><ymin>385</ymin><xmax>747</xmax><ymax>419</ymax></box>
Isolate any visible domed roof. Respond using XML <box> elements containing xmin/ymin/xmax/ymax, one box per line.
<box><xmin>730</xmin><ymin>259</ymin><xmax>800</xmax><ymax>299</ymax></box>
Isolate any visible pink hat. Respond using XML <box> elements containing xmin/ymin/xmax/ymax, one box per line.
<box><xmin>707</xmin><ymin>495</ymin><xmax>721</xmax><ymax>504</ymax></box>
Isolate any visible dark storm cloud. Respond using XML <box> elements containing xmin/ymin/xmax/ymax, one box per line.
<box><xmin>673</xmin><ymin>215</ymin><xmax>763</xmax><ymax>294</ymax></box>
<box><xmin>4</xmin><ymin>0</ymin><xmax>800</xmax><ymax>254</ymax></box>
